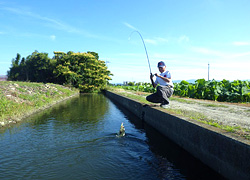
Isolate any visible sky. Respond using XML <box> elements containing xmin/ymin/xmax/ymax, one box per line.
<box><xmin>0</xmin><ymin>0</ymin><xmax>249</xmax><ymax>83</ymax></box>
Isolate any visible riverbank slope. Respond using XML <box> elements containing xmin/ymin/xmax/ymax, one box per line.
<box><xmin>0</xmin><ymin>81</ymin><xmax>79</xmax><ymax>127</ymax></box>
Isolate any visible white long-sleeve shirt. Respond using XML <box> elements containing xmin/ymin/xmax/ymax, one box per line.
<box><xmin>155</xmin><ymin>70</ymin><xmax>174</xmax><ymax>87</ymax></box>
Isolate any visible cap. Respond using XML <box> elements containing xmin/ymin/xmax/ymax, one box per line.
<box><xmin>157</xmin><ymin>61</ymin><xmax>166</xmax><ymax>67</ymax></box>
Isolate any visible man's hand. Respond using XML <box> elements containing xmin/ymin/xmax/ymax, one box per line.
<box><xmin>150</xmin><ymin>73</ymin><xmax>154</xmax><ymax>79</ymax></box>
<box><xmin>150</xmin><ymin>73</ymin><xmax>156</xmax><ymax>88</ymax></box>
<box><xmin>155</xmin><ymin>73</ymin><xmax>170</xmax><ymax>83</ymax></box>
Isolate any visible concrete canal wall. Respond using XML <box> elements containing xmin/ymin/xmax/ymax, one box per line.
<box><xmin>104</xmin><ymin>90</ymin><xmax>250</xmax><ymax>180</ymax></box>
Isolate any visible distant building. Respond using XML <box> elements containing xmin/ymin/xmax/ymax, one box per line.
<box><xmin>0</xmin><ymin>75</ymin><xmax>7</xmax><ymax>81</ymax></box>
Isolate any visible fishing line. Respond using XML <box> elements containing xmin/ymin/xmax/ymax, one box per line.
<box><xmin>129</xmin><ymin>31</ymin><xmax>152</xmax><ymax>75</ymax></box>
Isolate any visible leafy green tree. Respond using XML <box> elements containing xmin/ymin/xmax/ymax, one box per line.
<box><xmin>128</xmin><ymin>82</ymin><xmax>135</xmax><ymax>86</ymax></box>
<box><xmin>15</xmin><ymin>53</ymin><xmax>21</xmax><ymax>65</ymax></box>
<box><xmin>7</xmin><ymin>53</ymin><xmax>22</xmax><ymax>80</ymax></box>
<box><xmin>53</xmin><ymin>51</ymin><xmax>112</xmax><ymax>92</ymax></box>
<box><xmin>8</xmin><ymin>51</ymin><xmax>55</xmax><ymax>82</ymax></box>
<box><xmin>18</xmin><ymin>57</ymin><xmax>27</xmax><ymax>81</ymax></box>
<box><xmin>7</xmin><ymin>50</ymin><xmax>112</xmax><ymax>93</ymax></box>
<box><xmin>87</xmin><ymin>51</ymin><xmax>99</xmax><ymax>60</ymax></box>
<box><xmin>25</xmin><ymin>51</ymin><xmax>55</xmax><ymax>83</ymax></box>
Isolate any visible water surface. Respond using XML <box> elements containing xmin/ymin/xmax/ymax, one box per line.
<box><xmin>0</xmin><ymin>94</ymin><xmax>224</xmax><ymax>180</ymax></box>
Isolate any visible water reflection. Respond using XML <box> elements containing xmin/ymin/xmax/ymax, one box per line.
<box><xmin>31</xmin><ymin>93</ymin><xmax>109</xmax><ymax>125</ymax></box>
<box><xmin>0</xmin><ymin>94</ymin><xmax>224</xmax><ymax>180</ymax></box>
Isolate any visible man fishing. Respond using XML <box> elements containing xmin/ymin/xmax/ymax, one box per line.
<box><xmin>146</xmin><ymin>61</ymin><xmax>174</xmax><ymax>108</ymax></box>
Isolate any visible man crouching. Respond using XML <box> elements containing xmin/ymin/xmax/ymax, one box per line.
<box><xmin>146</xmin><ymin>61</ymin><xmax>174</xmax><ymax>108</ymax></box>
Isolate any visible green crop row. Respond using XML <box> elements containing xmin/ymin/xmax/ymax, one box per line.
<box><xmin>174</xmin><ymin>79</ymin><xmax>250</xmax><ymax>102</ymax></box>
<box><xmin>112</xmin><ymin>79</ymin><xmax>250</xmax><ymax>103</ymax></box>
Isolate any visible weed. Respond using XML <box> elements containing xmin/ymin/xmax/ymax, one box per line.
<box><xmin>202</xmin><ymin>104</ymin><xmax>228</xmax><ymax>108</ymax></box>
<box><xmin>0</xmin><ymin>81</ymin><xmax>78</xmax><ymax>125</ymax></box>
<box><xmin>171</xmin><ymin>97</ymin><xmax>195</xmax><ymax>104</ymax></box>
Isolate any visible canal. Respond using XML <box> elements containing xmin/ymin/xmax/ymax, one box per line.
<box><xmin>0</xmin><ymin>94</ymin><xmax>224</xmax><ymax>180</ymax></box>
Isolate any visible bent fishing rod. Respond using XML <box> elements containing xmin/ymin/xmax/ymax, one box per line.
<box><xmin>129</xmin><ymin>31</ymin><xmax>152</xmax><ymax>75</ymax></box>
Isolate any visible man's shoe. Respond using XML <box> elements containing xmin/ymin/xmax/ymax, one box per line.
<box><xmin>160</xmin><ymin>103</ymin><xmax>170</xmax><ymax>108</ymax></box>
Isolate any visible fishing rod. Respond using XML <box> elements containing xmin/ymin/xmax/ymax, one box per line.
<box><xmin>129</xmin><ymin>31</ymin><xmax>152</xmax><ymax>75</ymax></box>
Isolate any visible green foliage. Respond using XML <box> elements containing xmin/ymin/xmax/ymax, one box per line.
<box><xmin>128</xmin><ymin>82</ymin><xmax>135</xmax><ymax>86</ymax></box>
<box><xmin>174</xmin><ymin>79</ymin><xmax>250</xmax><ymax>103</ymax></box>
<box><xmin>87</xmin><ymin>51</ymin><xmax>99</xmax><ymax>60</ymax></box>
<box><xmin>7</xmin><ymin>51</ymin><xmax>113</xmax><ymax>93</ymax></box>
<box><xmin>26</xmin><ymin>51</ymin><xmax>55</xmax><ymax>83</ymax></box>
<box><xmin>8</xmin><ymin>51</ymin><xmax>55</xmax><ymax>83</ymax></box>
<box><xmin>112</xmin><ymin>79</ymin><xmax>250</xmax><ymax>103</ymax></box>
<box><xmin>53</xmin><ymin>52</ymin><xmax>112</xmax><ymax>92</ymax></box>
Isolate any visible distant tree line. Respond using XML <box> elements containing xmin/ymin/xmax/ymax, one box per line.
<box><xmin>7</xmin><ymin>50</ymin><xmax>112</xmax><ymax>92</ymax></box>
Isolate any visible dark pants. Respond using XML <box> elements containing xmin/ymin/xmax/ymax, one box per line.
<box><xmin>146</xmin><ymin>85</ymin><xmax>174</xmax><ymax>104</ymax></box>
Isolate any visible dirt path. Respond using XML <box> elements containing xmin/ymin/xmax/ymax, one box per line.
<box><xmin>170</xmin><ymin>97</ymin><xmax>250</xmax><ymax>130</ymax></box>
<box><xmin>119</xmin><ymin>89</ymin><xmax>250</xmax><ymax>131</ymax></box>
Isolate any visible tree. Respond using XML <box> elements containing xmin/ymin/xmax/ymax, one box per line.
<box><xmin>24</xmin><ymin>51</ymin><xmax>55</xmax><ymax>82</ymax></box>
<box><xmin>87</xmin><ymin>51</ymin><xmax>99</xmax><ymax>60</ymax></box>
<box><xmin>7</xmin><ymin>53</ymin><xmax>22</xmax><ymax>80</ymax></box>
<box><xmin>7</xmin><ymin>50</ymin><xmax>112</xmax><ymax>93</ymax></box>
<box><xmin>53</xmin><ymin>51</ymin><xmax>112</xmax><ymax>92</ymax></box>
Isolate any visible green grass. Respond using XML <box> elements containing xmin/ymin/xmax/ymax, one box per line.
<box><xmin>0</xmin><ymin>81</ymin><xmax>79</xmax><ymax>125</ymax></box>
<box><xmin>168</xmin><ymin>106</ymin><xmax>250</xmax><ymax>140</ymax></box>
<box><xmin>201</xmin><ymin>104</ymin><xmax>228</xmax><ymax>108</ymax></box>
<box><xmin>170</xmin><ymin>97</ymin><xmax>195</xmax><ymax>104</ymax></box>
<box><xmin>118</xmin><ymin>92</ymin><xmax>149</xmax><ymax>104</ymax></box>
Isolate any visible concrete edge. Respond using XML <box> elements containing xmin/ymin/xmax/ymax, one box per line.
<box><xmin>104</xmin><ymin>90</ymin><xmax>250</xmax><ymax>180</ymax></box>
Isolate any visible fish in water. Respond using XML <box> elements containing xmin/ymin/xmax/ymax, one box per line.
<box><xmin>117</xmin><ymin>122</ymin><xmax>125</xmax><ymax>137</ymax></box>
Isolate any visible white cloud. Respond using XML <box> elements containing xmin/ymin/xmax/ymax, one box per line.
<box><xmin>178</xmin><ymin>35</ymin><xmax>190</xmax><ymax>42</ymax></box>
<box><xmin>132</xmin><ymin>36</ymin><xmax>167</xmax><ymax>46</ymax></box>
<box><xmin>1</xmin><ymin>6</ymin><xmax>98</xmax><ymax>38</ymax></box>
<box><xmin>144</xmin><ymin>39</ymin><xmax>157</xmax><ymax>45</ymax></box>
<box><xmin>145</xmin><ymin>37</ymin><xmax>169</xmax><ymax>45</ymax></box>
<box><xmin>123</xmin><ymin>22</ymin><xmax>138</xmax><ymax>31</ymax></box>
<box><xmin>144</xmin><ymin>35</ymin><xmax>186</xmax><ymax>45</ymax></box>
<box><xmin>209</xmin><ymin>62</ymin><xmax>250</xmax><ymax>81</ymax></box>
<box><xmin>109</xmin><ymin>49</ymin><xmax>250</xmax><ymax>83</ymax></box>
<box><xmin>229</xmin><ymin>51</ymin><xmax>250</xmax><ymax>58</ymax></box>
<box><xmin>190</xmin><ymin>46</ymin><xmax>250</xmax><ymax>60</ymax></box>
<box><xmin>2</xmin><ymin>7</ymin><xmax>79</xmax><ymax>33</ymax></box>
<box><xmin>191</xmin><ymin>47</ymin><xmax>222</xmax><ymax>55</ymax></box>
<box><xmin>50</xmin><ymin>35</ymin><xmax>56</xmax><ymax>41</ymax></box>
<box><xmin>155</xmin><ymin>37</ymin><xmax>169</xmax><ymax>43</ymax></box>
<box><xmin>232</xmin><ymin>41</ymin><xmax>250</xmax><ymax>46</ymax></box>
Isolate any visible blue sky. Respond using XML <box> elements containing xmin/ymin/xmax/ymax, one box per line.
<box><xmin>0</xmin><ymin>0</ymin><xmax>249</xmax><ymax>83</ymax></box>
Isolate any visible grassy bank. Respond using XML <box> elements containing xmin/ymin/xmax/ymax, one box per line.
<box><xmin>0</xmin><ymin>81</ymin><xmax>79</xmax><ymax>126</ymax></box>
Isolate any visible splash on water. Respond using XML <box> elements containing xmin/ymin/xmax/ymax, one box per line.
<box><xmin>116</xmin><ymin>122</ymin><xmax>125</xmax><ymax>137</ymax></box>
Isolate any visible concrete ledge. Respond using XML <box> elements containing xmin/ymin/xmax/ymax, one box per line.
<box><xmin>104</xmin><ymin>90</ymin><xmax>250</xmax><ymax>180</ymax></box>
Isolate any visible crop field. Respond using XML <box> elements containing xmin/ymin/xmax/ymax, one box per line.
<box><xmin>113</xmin><ymin>79</ymin><xmax>250</xmax><ymax>103</ymax></box>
